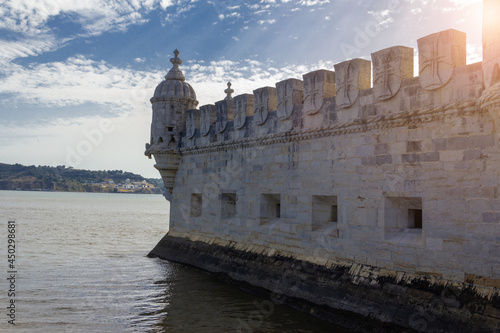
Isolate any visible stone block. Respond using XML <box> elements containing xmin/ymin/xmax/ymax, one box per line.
<box><xmin>402</xmin><ymin>152</ymin><xmax>440</xmax><ymax>164</ymax></box>
<box><xmin>334</xmin><ymin>58</ymin><xmax>371</xmax><ymax>109</ymax></box>
<box><xmin>417</xmin><ymin>29</ymin><xmax>466</xmax><ymax>90</ymax></box>
<box><xmin>406</xmin><ymin>141</ymin><xmax>422</xmax><ymax>153</ymax></box>
<box><xmin>440</xmin><ymin>150</ymin><xmax>464</xmax><ymax>162</ymax></box>
<box><xmin>374</xmin><ymin>143</ymin><xmax>389</xmax><ymax>155</ymax></box>
<box><xmin>371</xmin><ymin>45</ymin><xmax>414</xmax><ymax>101</ymax></box>
<box><xmin>483</xmin><ymin>212</ymin><xmax>500</xmax><ymax>223</ymax></box>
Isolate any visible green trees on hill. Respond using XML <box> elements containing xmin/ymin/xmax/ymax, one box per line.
<box><xmin>0</xmin><ymin>163</ymin><xmax>165</xmax><ymax>193</ymax></box>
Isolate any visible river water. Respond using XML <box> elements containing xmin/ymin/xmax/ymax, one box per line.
<box><xmin>0</xmin><ymin>190</ymin><xmax>343</xmax><ymax>333</ymax></box>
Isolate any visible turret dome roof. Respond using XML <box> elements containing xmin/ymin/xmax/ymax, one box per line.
<box><xmin>151</xmin><ymin>49</ymin><xmax>197</xmax><ymax>102</ymax></box>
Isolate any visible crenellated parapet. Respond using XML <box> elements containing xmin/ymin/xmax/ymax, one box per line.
<box><xmin>179</xmin><ymin>27</ymin><xmax>490</xmax><ymax>151</ymax></box>
<box><xmin>148</xmin><ymin>3</ymin><xmax>500</xmax><ymax>330</ymax></box>
<box><xmin>148</xmin><ymin>0</ymin><xmax>500</xmax><ymax>199</ymax></box>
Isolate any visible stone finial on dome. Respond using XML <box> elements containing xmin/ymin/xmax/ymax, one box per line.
<box><xmin>224</xmin><ymin>82</ymin><xmax>234</xmax><ymax>100</ymax></box>
<box><xmin>165</xmin><ymin>49</ymin><xmax>186</xmax><ymax>81</ymax></box>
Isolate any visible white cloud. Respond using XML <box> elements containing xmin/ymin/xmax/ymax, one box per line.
<box><xmin>0</xmin><ymin>0</ymin><xmax>165</xmax><ymax>36</ymax></box>
<box><xmin>257</xmin><ymin>19</ymin><xmax>276</xmax><ymax>25</ymax></box>
<box><xmin>0</xmin><ymin>0</ymin><xmax>183</xmax><ymax>67</ymax></box>
<box><xmin>298</xmin><ymin>0</ymin><xmax>330</xmax><ymax>6</ymax></box>
<box><xmin>466</xmin><ymin>42</ymin><xmax>482</xmax><ymax>64</ymax></box>
<box><xmin>160</xmin><ymin>0</ymin><xmax>175</xmax><ymax>10</ymax></box>
<box><xmin>449</xmin><ymin>0</ymin><xmax>482</xmax><ymax>7</ymax></box>
<box><xmin>0</xmin><ymin>35</ymin><xmax>59</xmax><ymax>65</ymax></box>
<box><xmin>0</xmin><ymin>56</ymin><xmax>158</xmax><ymax>114</ymax></box>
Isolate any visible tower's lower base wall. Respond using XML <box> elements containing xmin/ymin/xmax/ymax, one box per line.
<box><xmin>149</xmin><ymin>233</ymin><xmax>500</xmax><ymax>333</ymax></box>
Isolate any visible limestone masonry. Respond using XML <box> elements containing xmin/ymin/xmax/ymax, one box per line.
<box><xmin>146</xmin><ymin>1</ymin><xmax>500</xmax><ymax>331</ymax></box>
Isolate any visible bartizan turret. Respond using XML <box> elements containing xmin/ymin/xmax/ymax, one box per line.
<box><xmin>145</xmin><ymin>50</ymin><xmax>198</xmax><ymax>199</ymax></box>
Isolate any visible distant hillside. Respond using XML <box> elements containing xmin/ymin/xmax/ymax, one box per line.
<box><xmin>0</xmin><ymin>163</ymin><xmax>165</xmax><ymax>194</ymax></box>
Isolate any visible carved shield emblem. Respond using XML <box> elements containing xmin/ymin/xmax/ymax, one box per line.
<box><xmin>418</xmin><ymin>29</ymin><xmax>465</xmax><ymax>91</ymax></box>
<box><xmin>200</xmin><ymin>105</ymin><xmax>214</xmax><ymax>137</ymax></box>
<box><xmin>372</xmin><ymin>46</ymin><xmax>413</xmax><ymax>101</ymax></box>
<box><xmin>186</xmin><ymin>110</ymin><xmax>196</xmax><ymax>139</ymax></box>
<box><xmin>234</xmin><ymin>96</ymin><xmax>247</xmax><ymax>129</ymax></box>
<box><xmin>216</xmin><ymin>100</ymin><xmax>228</xmax><ymax>133</ymax></box>
<box><xmin>303</xmin><ymin>70</ymin><xmax>334</xmax><ymax>115</ymax></box>
<box><xmin>335</xmin><ymin>61</ymin><xmax>359</xmax><ymax>109</ymax></box>
<box><xmin>254</xmin><ymin>89</ymin><xmax>269</xmax><ymax>126</ymax></box>
<box><xmin>276</xmin><ymin>80</ymin><xmax>294</xmax><ymax>120</ymax></box>
<box><xmin>303</xmin><ymin>72</ymin><xmax>323</xmax><ymax>115</ymax></box>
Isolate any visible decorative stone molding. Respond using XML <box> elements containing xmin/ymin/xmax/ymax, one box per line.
<box><xmin>182</xmin><ymin>99</ymin><xmax>479</xmax><ymax>155</ymax></box>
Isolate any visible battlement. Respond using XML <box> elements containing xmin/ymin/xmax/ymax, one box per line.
<box><xmin>179</xmin><ymin>29</ymin><xmax>485</xmax><ymax>152</ymax></box>
<box><xmin>147</xmin><ymin>4</ymin><xmax>500</xmax><ymax>331</ymax></box>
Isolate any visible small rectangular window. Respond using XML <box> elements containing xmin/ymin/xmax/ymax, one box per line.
<box><xmin>190</xmin><ymin>193</ymin><xmax>202</xmax><ymax>217</ymax></box>
<box><xmin>384</xmin><ymin>196</ymin><xmax>423</xmax><ymax>244</ymax></box>
<box><xmin>260</xmin><ymin>194</ymin><xmax>281</xmax><ymax>225</ymax></box>
<box><xmin>312</xmin><ymin>195</ymin><xmax>338</xmax><ymax>231</ymax></box>
<box><xmin>221</xmin><ymin>193</ymin><xmax>237</xmax><ymax>219</ymax></box>
<box><xmin>330</xmin><ymin>205</ymin><xmax>338</xmax><ymax>223</ymax></box>
<box><xmin>408</xmin><ymin>209</ymin><xmax>423</xmax><ymax>229</ymax></box>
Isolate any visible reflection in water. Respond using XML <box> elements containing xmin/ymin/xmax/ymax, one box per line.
<box><xmin>144</xmin><ymin>260</ymin><xmax>346</xmax><ymax>333</ymax></box>
<box><xmin>0</xmin><ymin>191</ymin><xmax>345</xmax><ymax>333</ymax></box>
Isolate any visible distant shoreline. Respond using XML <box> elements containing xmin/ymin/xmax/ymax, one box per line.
<box><xmin>0</xmin><ymin>188</ymin><xmax>164</xmax><ymax>194</ymax></box>
<box><xmin>0</xmin><ymin>163</ymin><xmax>165</xmax><ymax>194</ymax></box>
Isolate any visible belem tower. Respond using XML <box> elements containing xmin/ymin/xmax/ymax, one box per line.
<box><xmin>145</xmin><ymin>1</ymin><xmax>500</xmax><ymax>331</ymax></box>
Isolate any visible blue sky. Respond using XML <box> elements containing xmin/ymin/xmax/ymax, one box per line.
<box><xmin>0</xmin><ymin>0</ymin><xmax>483</xmax><ymax>178</ymax></box>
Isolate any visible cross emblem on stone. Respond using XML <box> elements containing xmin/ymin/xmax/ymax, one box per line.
<box><xmin>277</xmin><ymin>81</ymin><xmax>290</xmax><ymax>117</ymax></box>
<box><xmin>234</xmin><ymin>97</ymin><xmax>245</xmax><ymax>129</ymax></box>
<box><xmin>422</xmin><ymin>42</ymin><xmax>447</xmax><ymax>84</ymax></box>
<box><xmin>420</xmin><ymin>38</ymin><xmax>452</xmax><ymax>89</ymax></box>
<box><xmin>374</xmin><ymin>51</ymin><xmax>397</xmax><ymax>100</ymax></box>
<box><xmin>336</xmin><ymin>62</ymin><xmax>356</xmax><ymax>107</ymax></box>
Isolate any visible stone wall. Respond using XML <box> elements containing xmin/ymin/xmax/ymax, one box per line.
<box><xmin>168</xmin><ymin>30</ymin><xmax>499</xmax><ymax>287</ymax></box>
<box><xmin>148</xmin><ymin>6</ymin><xmax>500</xmax><ymax>331</ymax></box>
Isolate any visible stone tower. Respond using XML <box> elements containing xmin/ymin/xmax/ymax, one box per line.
<box><xmin>481</xmin><ymin>0</ymin><xmax>500</xmax><ymax>131</ymax></box>
<box><xmin>482</xmin><ymin>0</ymin><xmax>500</xmax><ymax>89</ymax></box>
<box><xmin>145</xmin><ymin>50</ymin><xmax>198</xmax><ymax>198</ymax></box>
